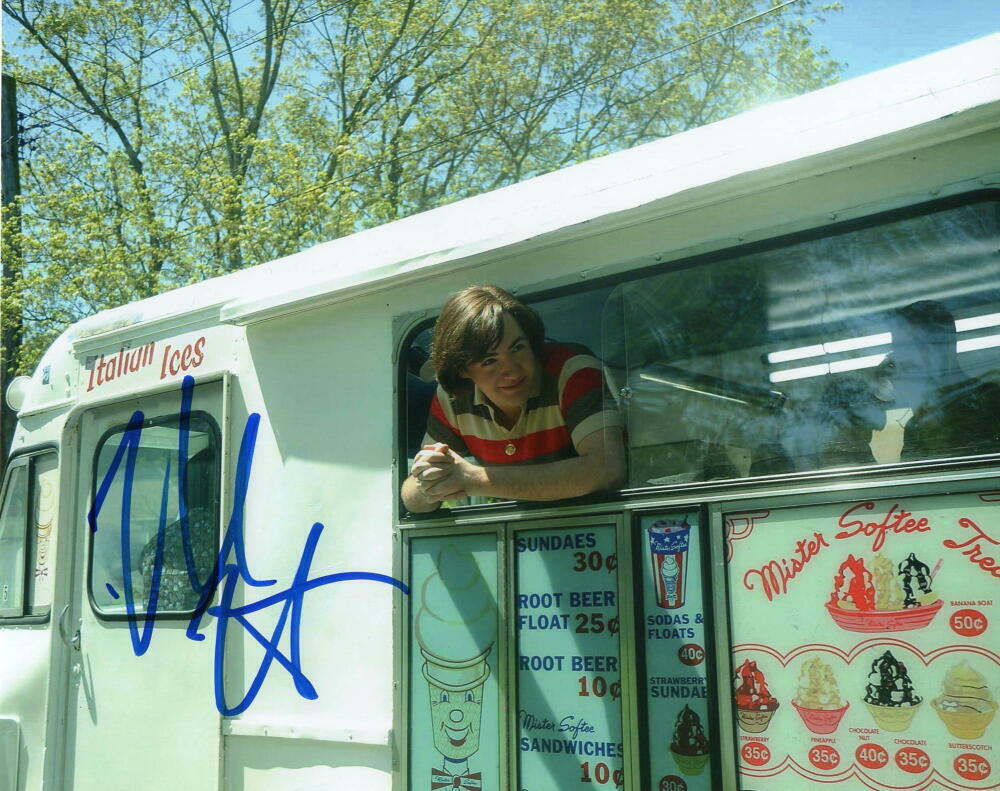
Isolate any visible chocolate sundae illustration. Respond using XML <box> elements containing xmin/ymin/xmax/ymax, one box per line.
<box><xmin>791</xmin><ymin>657</ymin><xmax>849</xmax><ymax>734</ymax></box>
<box><xmin>734</xmin><ymin>659</ymin><xmax>779</xmax><ymax>733</ymax></box>
<box><xmin>670</xmin><ymin>705</ymin><xmax>710</xmax><ymax>776</ymax></box>
<box><xmin>898</xmin><ymin>553</ymin><xmax>936</xmax><ymax>608</ymax></box>
<box><xmin>863</xmin><ymin>650</ymin><xmax>922</xmax><ymax>731</ymax></box>
<box><xmin>415</xmin><ymin>544</ymin><xmax>496</xmax><ymax>789</ymax></box>
<box><xmin>932</xmin><ymin>662</ymin><xmax>997</xmax><ymax>740</ymax></box>
<box><xmin>826</xmin><ymin>552</ymin><xmax>941</xmax><ymax>632</ymax></box>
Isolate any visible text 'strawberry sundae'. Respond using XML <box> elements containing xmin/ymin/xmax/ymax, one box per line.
<box><xmin>863</xmin><ymin>650</ymin><xmax>922</xmax><ymax>732</ymax></box>
<box><xmin>825</xmin><ymin>552</ymin><xmax>941</xmax><ymax>632</ymax></box>
<box><xmin>670</xmin><ymin>705</ymin><xmax>710</xmax><ymax>776</ymax></box>
<box><xmin>734</xmin><ymin>659</ymin><xmax>779</xmax><ymax>733</ymax></box>
<box><xmin>791</xmin><ymin>657</ymin><xmax>849</xmax><ymax>734</ymax></box>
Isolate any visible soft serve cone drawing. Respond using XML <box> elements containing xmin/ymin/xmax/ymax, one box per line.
<box><xmin>415</xmin><ymin>544</ymin><xmax>496</xmax><ymax>776</ymax></box>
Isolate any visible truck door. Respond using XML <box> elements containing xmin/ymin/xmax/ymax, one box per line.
<box><xmin>0</xmin><ymin>447</ymin><xmax>59</xmax><ymax>790</ymax></box>
<box><xmin>64</xmin><ymin>378</ymin><xmax>224</xmax><ymax>790</ymax></box>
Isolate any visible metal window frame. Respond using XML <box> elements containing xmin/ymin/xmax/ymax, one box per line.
<box><xmin>0</xmin><ymin>444</ymin><xmax>59</xmax><ymax>624</ymax></box>
<box><xmin>86</xmin><ymin>405</ymin><xmax>223</xmax><ymax>621</ymax></box>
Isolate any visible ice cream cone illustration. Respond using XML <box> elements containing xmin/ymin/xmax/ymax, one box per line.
<box><xmin>415</xmin><ymin>544</ymin><xmax>496</xmax><ymax>783</ymax></box>
<box><xmin>734</xmin><ymin>659</ymin><xmax>779</xmax><ymax>733</ymax></box>
<box><xmin>863</xmin><ymin>651</ymin><xmax>922</xmax><ymax>732</ymax></box>
<box><xmin>932</xmin><ymin>662</ymin><xmax>997</xmax><ymax>740</ymax></box>
<box><xmin>792</xmin><ymin>657</ymin><xmax>849</xmax><ymax>734</ymax></box>
<box><xmin>670</xmin><ymin>705</ymin><xmax>710</xmax><ymax>776</ymax></box>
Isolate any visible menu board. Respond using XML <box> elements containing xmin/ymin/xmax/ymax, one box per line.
<box><xmin>726</xmin><ymin>491</ymin><xmax>998</xmax><ymax>790</ymax></box>
<box><xmin>409</xmin><ymin>535</ymin><xmax>500</xmax><ymax>791</ymax></box>
<box><xmin>516</xmin><ymin>525</ymin><xmax>625</xmax><ymax>790</ymax></box>
<box><xmin>639</xmin><ymin>512</ymin><xmax>714</xmax><ymax>791</ymax></box>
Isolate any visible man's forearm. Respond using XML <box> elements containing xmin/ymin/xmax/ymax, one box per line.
<box><xmin>468</xmin><ymin>453</ymin><xmax>623</xmax><ymax>502</ymax></box>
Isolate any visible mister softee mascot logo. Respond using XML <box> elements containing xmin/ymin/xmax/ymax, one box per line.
<box><xmin>415</xmin><ymin>545</ymin><xmax>495</xmax><ymax>789</ymax></box>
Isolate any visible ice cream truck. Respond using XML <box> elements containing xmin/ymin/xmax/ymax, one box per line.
<box><xmin>2</xmin><ymin>35</ymin><xmax>999</xmax><ymax>791</ymax></box>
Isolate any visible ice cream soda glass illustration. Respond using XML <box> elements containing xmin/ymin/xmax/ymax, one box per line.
<box><xmin>415</xmin><ymin>544</ymin><xmax>496</xmax><ymax>788</ymax></box>
<box><xmin>734</xmin><ymin>659</ymin><xmax>779</xmax><ymax>733</ymax></box>
<box><xmin>932</xmin><ymin>662</ymin><xmax>997</xmax><ymax>740</ymax></box>
<box><xmin>826</xmin><ymin>552</ymin><xmax>941</xmax><ymax>632</ymax></box>
<box><xmin>670</xmin><ymin>705</ymin><xmax>711</xmax><ymax>776</ymax></box>
<box><xmin>791</xmin><ymin>657</ymin><xmax>849</xmax><ymax>734</ymax></box>
<box><xmin>648</xmin><ymin>519</ymin><xmax>691</xmax><ymax>609</ymax></box>
<box><xmin>863</xmin><ymin>650</ymin><xmax>922</xmax><ymax>732</ymax></box>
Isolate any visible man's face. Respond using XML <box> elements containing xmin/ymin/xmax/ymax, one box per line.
<box><xmin>428</xmin><ymin>680</ymin><xmax>485</xmax><ymax>759</ymax></box>
<box><xmin>461</xmin><ymin>313</ymin><xmax>539</xmax><ymax>419</ymax></box>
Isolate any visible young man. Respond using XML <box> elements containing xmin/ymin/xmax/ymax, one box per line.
<box><xmin>402</xmin><ymin>286</ymin><xmax>625</xmax><ymax>513</ymax></box>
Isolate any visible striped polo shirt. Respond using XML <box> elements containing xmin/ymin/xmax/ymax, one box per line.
<box><xmin>423</xmin><ymin>343</ymin><xmax>623</xmax><ymax>465</ymax></box>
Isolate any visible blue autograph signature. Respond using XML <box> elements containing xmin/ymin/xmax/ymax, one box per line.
<box><xmin>87</xmin><ymin>375</ymin><xmax>409</xmax><ymax>715</ymax></box>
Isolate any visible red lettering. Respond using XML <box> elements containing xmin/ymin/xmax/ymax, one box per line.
<box><xmin>836</xmin><ymin>502</ymin><xmax>931</xmax><ymax>552</ymax></box>
<box><xmin>87</xmin><ymin>362</ymin><xmax>96</xmax><ymax>392</ymax></box>
<box><xmin>160</xmin><ymin>345</ymin><xmax>172</xmax><ymax>379</ymax></box>
<box><xmin>96</xmin><ymin>354</ymin><xmax>107</xmax><ymax>386</ymax></box>
<box><xmin>181</xmin><ymin>345</ymin><xmax>193</xmax><ymax>369</ymax></box>
<box><xmin>169</xmin><ymin>349</ymin><xmax>181</xmax><ymax>376</ymax></box>
<box><xmin>943</xmin><ymin>518</ymin><xmax>1000</xmax><ymax>579</ymax></box>
<box><xmin>744</xmin><ymin>531</ymin><xmax>829</xmax><ymax>600</ymax></box>
<box><xmin>192</xmin><ymin>336</ymin><xmax>206</xmax><ymax>367</ymax></box>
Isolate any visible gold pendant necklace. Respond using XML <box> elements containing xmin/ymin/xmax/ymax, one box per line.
<box><xmin>505</xmin><ymin>443</ymin><xmax>516</xmax><ymax>456</ymax></box>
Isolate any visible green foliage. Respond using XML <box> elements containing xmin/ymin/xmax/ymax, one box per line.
<box><xmin>1</xmin><ymin>0</ymin><xmax>841</xmax><ymax>373</ymax></box>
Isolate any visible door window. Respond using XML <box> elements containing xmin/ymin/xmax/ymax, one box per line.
<box><xmin>0</xmin><ymin>450</ymin><xmax>58</xmax><ymax>619</ymax></box>
<box><xmin>89</xmin><ymin>413</ymin><xmax>220</xmax><ymax>615</ymax></box>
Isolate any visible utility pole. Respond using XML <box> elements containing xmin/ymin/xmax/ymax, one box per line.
<box><xmin>2</xmin><ymin>73</ymin><xmax>23</xmax><ymax>474</ymax></box>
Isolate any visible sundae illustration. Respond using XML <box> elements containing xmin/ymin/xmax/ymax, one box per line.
<box><xmin>871</xmin><ymin>553</ymin><xmax>903</xmax><ymax>611</ymax></box>
<box><xmin>415</xmin><ymin>544</ymin><xmax>496</xmax><ymax>789</ymax></box>
<box><xmin>670</xmin><ymin>705</ymin><xmax>710</xmax><ymax>776</ymax></box>
<box><xmin>734</xmin><ymin>659</ymin><xmax>779</xmax><ymax>733</ymax></box>
<box><xmin>826</xmin><ymin>552</ymin><xmax>941</xmax><ymax>632</ymax></box>
<box><xmin>791</xmin><ymin>657</ymin><xmax>849</xmax><ymax>734</ymax></box>
<box><xmin>863</xmin><ymin>650</ymin><xmax>922</xmax><ymax>732</ymax></box>
<box><xmin>898</xmin><ymin>553</ymin><xmax>936</xmax><ymax>608</ymax></box>
<box><xmin>932</xmin><ymin>662</ymin><xmax>997</xmax><ymax>740</ymax></box>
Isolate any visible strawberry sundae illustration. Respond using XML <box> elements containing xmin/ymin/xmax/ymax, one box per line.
<box><xmin>791</xmin><ymin>657</ymin><xmax>849</xmax><ymax>734</ymax></box>
<box><xmin>826</xmin><ymin>552</ymin><xmax>941</xmax><ymax>632</ymax></box>
<box><xmin>734</xmin><ymin>659</ymin><xmax>779</xmax><ymax>733</ymax></box>
<box><xmin>932</xmin><ymin>662</ymin><xmax>997</xmax><ymax>740</ymax></box>
<box><xmin>863</xmin><ymin>650</ymin><xmax>922</xmax><ymax>732</ymax></box>
<box><xmin>670</xmin><ymin>705</ymin><xmax>710</xmax><ymax>776</ymax></box>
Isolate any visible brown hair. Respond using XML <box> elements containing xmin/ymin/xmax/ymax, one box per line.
<box><xmin>430</xmin><ymin>286</ymin><xmax>545</xmax><ymax>393</ymax></box>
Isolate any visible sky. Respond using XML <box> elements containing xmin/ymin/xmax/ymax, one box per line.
<box><xmin>809</xmin><ymin>0</ymin><xmax>999</xmax><ymax>80</ymax></box>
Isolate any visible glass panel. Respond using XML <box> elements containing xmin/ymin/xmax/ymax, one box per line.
<box><xmin>90</xmin><ymin>416</ymin><xmax>219</xmax><ymax>614</ymax></box>
<box><xmin>516</xmin><ymin>525</ymin><xmax>625</xmax><ymax>789</ymax></box>
<box><xmin>725</xmin><ymin>491</ymin><xmax>999</xmax><ymax>790</ymax></box>
<box><xmin>638</xmin><ymin>511</ymin><xmax>715</xmax><ymax>789</ymax></box>
<box><xmin>0</xmin><ymin>464</ymin><xmax>29</xmax><ymax>618</ymax></box>
<box><xmin>408</xmin><ymin>535</ymin><xmax>500</xmax><ymax>791</ymax></box>
<box><xmin>602</xmin><ymin>199</ymin><xmax>999</xmax><ymax>486</ymax></box>
<box><xmin>28</xmin><ymin>453</ymin><xmax>58</xmax><ymax>613</ymax></box>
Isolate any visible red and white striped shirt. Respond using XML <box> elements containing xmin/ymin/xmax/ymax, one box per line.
<box><xmin>423</xmin><ymin>343</ymin><xmax>622</xmax><ymax>464</ymax></box>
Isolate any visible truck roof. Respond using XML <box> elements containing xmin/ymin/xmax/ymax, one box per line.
<box><xmin>51</xmin><ymin>32</ymin><xmax>1000</xmax><ymax>347</ymax></box>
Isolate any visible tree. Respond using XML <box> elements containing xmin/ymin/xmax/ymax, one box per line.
<box><xmin>1</xmin><ymin>0</ymin><xmax>841</xmax><ymax>374</ymax></box>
